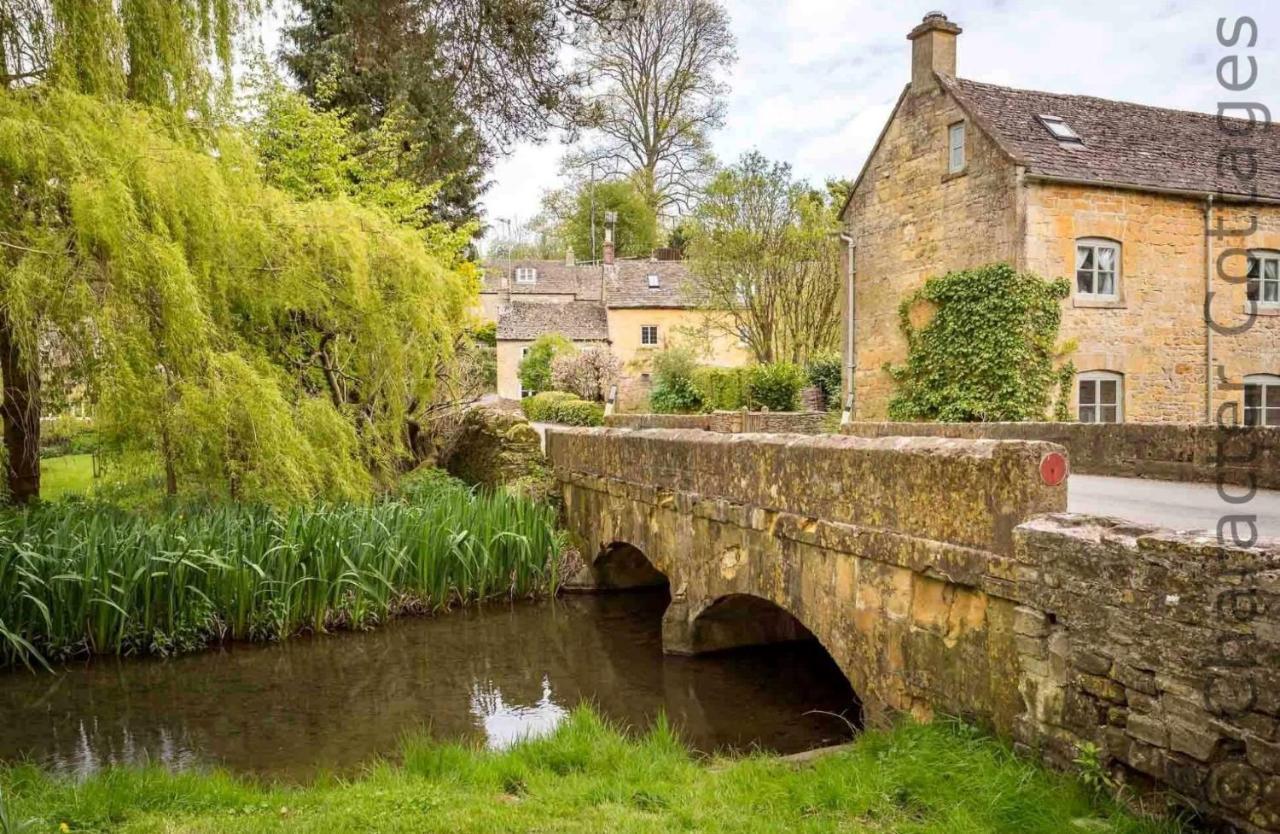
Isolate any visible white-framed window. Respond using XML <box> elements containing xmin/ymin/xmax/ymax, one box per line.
<box><xmin>1076</xmin><ymin>238</ymin><xmax>1120</xmax><ymax>299</ymax></box>
<box><xmin>640</xmin><ymin>325</ymin><xmax>659</xmax><ymax>346</ymax></box>
<box><xmin>515</xmin><ymin>267</ymin><xmax>537</xmax><ymax>284</ymax></box>
<box><xmin>1247</xmin><ymin>250</ymin><xmax>1280</xmax><ymax>306</ymax></box>
<box><xmin>647</xmin><ymin>273</ymin><xmax>660</xmax><ymax>288</ymax></box>
<box><xmin>1078</xmin><ymin>371</ymin><xmax>1123</xmax><ymax>424</ymax></box>
<box><xmin>1245</xmin><ymin>374</ymin><xmax>1280</xmax><ymax>427</ymax></box>
<box><xmin>947</xmin><ymin>122</ymin><xmax>966</xmax><ymax>174</ymax></box>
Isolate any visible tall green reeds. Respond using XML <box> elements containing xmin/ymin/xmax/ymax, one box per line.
<box><xmin>0</xmin><ymin>476</ymin><xmax>563</xmax><ymax>669</ymax></box>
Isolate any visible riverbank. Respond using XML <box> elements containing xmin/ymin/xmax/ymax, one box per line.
<box><xmin>1</xmin><ymin>708</ymin><xmax>1181</xmax><ymax>834</ymax></box>
<box><xmin>0</xmin><ymin>470</ymin><xmax>563</xmax><ymax>669</ymax></box>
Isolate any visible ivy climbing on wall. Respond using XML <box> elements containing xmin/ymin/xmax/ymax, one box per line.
<box><xmin>885</xmin><ymin>263</ymin><xmax>1074</xmax><ymax>422</ymax></box>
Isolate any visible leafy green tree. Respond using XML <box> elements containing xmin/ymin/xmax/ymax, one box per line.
<box><xmin>687</xmin><ymin>152</ymin><xmax>842</xmax><ymax>365</ymax></box>
<box><xmin>281</xmin><ymin>0</ymin><xmax>617</xmax><ymax>224</ymax></box>
<box><xmin>543</xmin><ymin>180</ymin><xmax>657</xmax><ymax>261</ymax></box>
<box><xmin>886</xmin><ymin>264</ymin><xmax>1073</xmax><ymax>422</ymax></box>
<box><xmin>0</xmin><ymin>0</ymin><xmax>260</xmax><ymax>502</ymax></box>
<box><xmin>518</xmin><ymin>334</ymin><xmax>575</xmax><ymax>396</ymax></box>
<box><xmin>568</xmin><ymin>0</ymin><xmax>736</xmax><ymax>216</ymax></box>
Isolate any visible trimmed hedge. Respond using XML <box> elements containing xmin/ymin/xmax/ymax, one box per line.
<box><xmin>522</xmin><ymin>392</ymin><xmax>604</xmax><ymax>426</ymax></box>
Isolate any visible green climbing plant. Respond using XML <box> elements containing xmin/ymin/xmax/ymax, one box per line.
<box><xmin>885</xmin><ymin>263</ymin><xmax>1072</xmax><ymax>422</ymax></box>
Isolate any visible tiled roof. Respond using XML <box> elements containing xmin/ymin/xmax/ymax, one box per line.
<box><xmin>480</xmin><ymin>260</ymin><xmax>601</xmax><ymax>300</ymax></box>
<box><xmin>940</xmin><ymin>76</ymin><xmax>1280</xmax><ymax>201</ymax></box>
<box><xmin>604</xmin><ymin>261</ymin><xmax>703</xmax><ymax>308</ymax></box>
<box><xmin>496</xmin><ymin>300</ymin><xmax>610</xmax><ymax>342</ymax></box>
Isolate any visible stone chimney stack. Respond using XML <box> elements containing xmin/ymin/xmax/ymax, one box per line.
<box><xmin>908</xmin><ymin>11</ymin><xmax>961</xmax><ymax>94</ymax></box>
<box><xmin>602</xmin><ymin>211</ymin><xmax>617</xmax><ymax>266</ymax></box>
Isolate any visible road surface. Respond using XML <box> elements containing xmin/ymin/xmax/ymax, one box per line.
<box><xmin>1069</xmin><ymin>474</ymin><xmax>1280</xmax><ymax>540</ymax></box>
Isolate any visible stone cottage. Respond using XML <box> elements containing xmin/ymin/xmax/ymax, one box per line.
<box><xmin>840</xmin><ymin>12</ymin><xmax>1280</xmax><ymax>424</ymax></box>
<box><xmin>482</xmin><ymin>244</ymin><xmax>747</xmax><ymax>408</ymax></box>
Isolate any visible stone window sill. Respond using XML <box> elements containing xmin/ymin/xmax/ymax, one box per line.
<box><xmin>1243</xmin><ymin>303</ymin><xmax>1280</xmax><ymax>317</ymax></box>
<box><xmin>941</xmin><ymin>169</ymin><xmax>968</xmax><ymax>183</ymax></box>
<box><xmin>1073</xmin><ymin>296</ymin><xmax>1126</xmax><ymax>309</ymax></box>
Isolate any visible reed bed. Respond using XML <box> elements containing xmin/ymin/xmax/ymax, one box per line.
<box><xmin>0</xmin><ymin>477</ymin><xmax>564</xmax><ymax>669</ymax></box>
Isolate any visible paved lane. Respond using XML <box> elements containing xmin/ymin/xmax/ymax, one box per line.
<box><xmin>1068</xmin><ymin>474</ymin><xmax>1280</xmax><ymax>540</ymax></box>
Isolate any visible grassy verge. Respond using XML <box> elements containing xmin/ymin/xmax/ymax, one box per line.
<box><xmin>0</xmin><ymin>708</ymin><xmax>1182</xmax><ymax>834</ymax></box>
<box><xmin>39</xmin><ymin>454</ymin><xmax>96</xmax><ymax>501</ymax></box>
<box><xmin>0</xmin><ymin>471</ymin><xmax>563</xmax><ymax>669</ymax></box>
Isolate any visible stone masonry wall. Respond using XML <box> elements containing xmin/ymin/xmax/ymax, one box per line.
<box><xmin>840</xmin><ymin>421</ymin><xmax>1280</xmax><ymax>490</ymax></box>
<box><xmin>1023</xmin><ymin>184</ymin><xmax>1280</xmax><ymax>424</ymax></box>
<box><xmin>605</xmin><ymin>411</ymin><xmax>830</xmax><ymax>434</ymax></box>
<box><xmin>550</xmin><ymin>427</ymin><xmax>1280</xmax><ymax>832</ymax></box>
<box><xmin>842</xmin><ymin>81</ymin><xmax>1021</xmax><ymax>420</ymax></box>
<box><xmin>1011</xmin><ymin>515</ymin><xmax>1280</xmax><ymax>833</ymax></box>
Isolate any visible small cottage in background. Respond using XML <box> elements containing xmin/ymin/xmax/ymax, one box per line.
<box><xmin>479</xmin><ymin>237</ymin><xmax>747</xmax><ymax>410</ymax></box>
<box><xmin>840</xmin><ymin>11</ymin><xmax>1280</xmax><ymax>425</ymax></box>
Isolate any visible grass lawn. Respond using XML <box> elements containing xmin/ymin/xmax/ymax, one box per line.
<box><xmin>0</xmin><ymin>708</ymin><xmax>1183</xmax><ymax>834</ymax></box>
<box><xmin>39</xmin><ymin>454</ymin><xmax>95</xmax><ymax>501</ymax></box>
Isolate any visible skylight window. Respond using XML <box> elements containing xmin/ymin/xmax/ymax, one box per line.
<box><xmin>647</xmin><ymin>273</ymin><xmax>660</xmax><ymax>288</ymax></box>
<box><xmin>1038</xmin><ymin>115</ymin><xmax>1082</xmax><ymax>143</ymax></box>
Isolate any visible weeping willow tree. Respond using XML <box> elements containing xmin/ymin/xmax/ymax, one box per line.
<box><xmin>0</xmin><ymin>2</ymin><xmax>477</xmax><ymax>504</ymax></box>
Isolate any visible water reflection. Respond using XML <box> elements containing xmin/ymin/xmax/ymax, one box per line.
<box><xmin>0</xmin><ymin>593</ymin><xmax>859</xmax><ymax>780</ymax></box>
<box><xmin>470</xmin><ymin>677</ymin><xmax>568</xmax><ymax>750</ymax></box>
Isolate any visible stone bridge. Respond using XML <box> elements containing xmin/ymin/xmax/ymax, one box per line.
<box><xmin>547</xmin><ymin>427</ymin><xmax>1280</xmax><ymax>833</ymax></box>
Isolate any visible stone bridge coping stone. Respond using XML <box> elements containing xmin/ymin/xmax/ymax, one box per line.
<box><xmin>547</xmin><ymin>426</ymin><xmax>1068</xmax><ymax>557</ymax></box>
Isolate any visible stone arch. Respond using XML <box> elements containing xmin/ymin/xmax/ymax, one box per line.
<box><xmin>668</xmin><ymin>592</ymin><xmax>864</xmax><ymax>731</ymax></box>
<box><xmin>586</xmin><ymin>541</ymin><xmax>670</xmax><ymax>590</ymax></box>
<box><xmin>681</xmin><ymin>593</ymin><xmax>816</xmax><ymax>654</ymax></box>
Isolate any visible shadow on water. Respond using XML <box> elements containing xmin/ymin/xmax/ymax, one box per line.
<box><xmin>0</xmin><ymin>592</ymin><xmax>860</xmax><ymax>780</ymax></box>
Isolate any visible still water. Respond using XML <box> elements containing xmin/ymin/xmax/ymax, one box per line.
<box><xmin>0</xmin><ymin>592</ymin><xmax>859</xmax><ymax>780</ymax></box>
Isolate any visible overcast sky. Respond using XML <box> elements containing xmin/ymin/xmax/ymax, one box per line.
<box><xmin>259</xmin><ymin>2</ymin><xmax>1280</xmax><ymax>241</ymax></box>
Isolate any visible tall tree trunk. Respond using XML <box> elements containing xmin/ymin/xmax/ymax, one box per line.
<box><xmin>0</xmin><ymin>311</ymin><xmax>41</xmax><ymax>503</ymax></box>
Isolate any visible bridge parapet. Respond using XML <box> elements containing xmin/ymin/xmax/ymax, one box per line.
<box><xmin>549</xmin><ymin>427</ymin><xmax>1280</xmax><ymax>832</ymax></box>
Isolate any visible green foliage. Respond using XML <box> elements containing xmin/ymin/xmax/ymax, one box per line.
<box><xmin>3</xmin><ymin>0</ymin><xmax>251</xmax><ymax>114</ymax></box>
<box><xmin>0</xmin><ymin>89</ymin><xmax>476</xmax><ymax>504</ymax></box>
<box><xmin>746</xmin><ymin>362</ymin><xmax>805</xmax><ymax>411</ymax></box>
<box><xmin>281</xmin><ymin>0</ymin><xmax>601</xmax><ymax>224</ymax></box>
<box><xmin>1073</xmin><ymin>741</ymin><xmax>1118</xmax><ymax>796</ymax></box>
<box><xmin>518</xmin><ymin>334</ymin><xmax>575</xmax><ymax>396</ymax></box>
<box><xmin>0</xmin><ymin>711</ymin><xmax>1183</xmax><ymax>834</ymax></box>
<box><xmin>521</xmin><ymin>392</ymin><xmax>602</xmax><ymax>426</ymax></box>
<box><xmin>806</xmin><ymin>354</ymin><xmax>842</xmax><ymax>410</ymax></box>
<box><xmin>470</xmin><ymin>321</ymin><xmax>497</xmax><ymax>347</ymax></box>
<box><xmin>0</xmin><ymin>484</ymin><xmax>562</xmax><ymax>669</ymax></box>
<box><xmin>649</xmin><ymin>348</ymin><xmax>703</xmax><ymax>414</ymax></box>
<box><xmin>691</xmin><ymin>366</ymin><xmax>749</xmax><ymax>411</ymax></box>
<box><xmin>688</xmin><ymin>151</ymin><xmax>842</xmax><ymax>364</ymax></box>
<box><xmin>39</xmin><ymin>455</ymin><xmax>95</xmax><ymax>501</ymax></box>
<box><xmin>886</xmin><ymin>264</ymin><xmax>1072</xmax><ymax>422</ymax></box>
<box><xmin>38</xmin><ymin>415</ymin><xmax>96</xmax><ymax>458</ymax></box>
<box><xmin>553</xmin><ymin>179</ymin><xmax>658</xmax><ymax>261</ymax></box>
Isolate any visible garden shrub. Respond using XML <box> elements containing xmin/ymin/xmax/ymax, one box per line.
<box><xmin>518</xmin><ymin>334</ymin><xmax>575</xmax><ymax>396</ymax></box>
<box><xmin>806</xmin><ymin>354</ymin><xmax>842</xmax><ymax>410</ymax></box>
<box><xmin>746</xmin><ymin>362</ymin><xmax>805</xmax><ymax>411</ymax></box>
<box><xmin>521</xmin><ymin>392</ymin><xmax>602</xmax><ymax>426</ymax></box>
<box><xmin>691</xmin><ymin>366</ymin><xmax>749</xmax><ymax>411</ymax></box>
<box><xmin>886</xmin><ymin>264</ymin><xmax>1072</xmax><ymax>421</ymax></box>
<box><xmin>649</xmin><ymin>349</ymin><xmax>703</xmax><ymax>413</ymax></box>
<box><xmin>40</xmin><ymin>416</ymin><xmax>98</xmax><ymax>459</ymax></box>
<box><xmin>550</xmin><ymin>347</ymin><xmax>619</xmax><ymax>402</ymax></box>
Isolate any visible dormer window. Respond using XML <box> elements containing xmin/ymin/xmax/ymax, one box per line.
<box><xmin>1038</xmin><ymin>114</ymin><xmax>1082</xmax><ymax>143</ymax></box>
<box><xmin>515</xmin><ymin>267</ymin><xmax>537</xmax><ymax>284</ymax></box>
<box><xmin>647</xmin><ymin>273</ymin><xmax>660</xmax><ymax>288</ymax></box>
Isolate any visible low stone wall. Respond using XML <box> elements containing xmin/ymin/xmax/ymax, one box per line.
<box><xmin>1012</xmin><ymin>515</ymin><xmax>1280</xmax><ymax>833</ymax></box>
<box><xmin>550</xmin><ymin>427</ymin><xmax>1280</xmax><ymax>832</ymax></box>
<box><xmin>841</xmin><ymin>421</ymin><xmax>1280</xmax><ymax>490</ymax></box>
<box><xmin>605</xmin><ymin>410</ymin><xmax>830</xmax><ymax>434</ymax></box>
